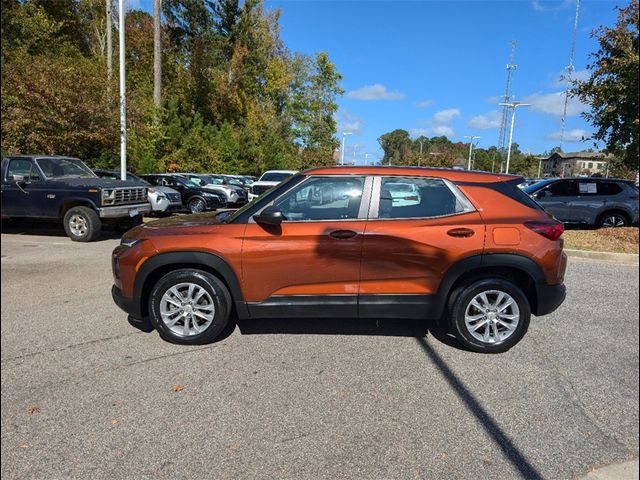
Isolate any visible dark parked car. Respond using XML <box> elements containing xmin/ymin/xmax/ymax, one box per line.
<box><xmin>1</xmin><ymin>155</ymin><xmax>150</xmax><ymax>241</ymax></box>
<box><xmin>141</xmin><ymin>174</ymin><xmax>226</xmax><ymax>213</ymax></box>
<box><xmin>524</xmin><ymin>178</ymin><xmax>639</xmax><ymax>227</ymax></box>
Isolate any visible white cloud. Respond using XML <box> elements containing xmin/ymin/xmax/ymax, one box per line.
<box><xmin>432</xmin><ymin>108</ymin><xmax>461</xmax><ymax>124</ymax></box>
<box><xmin>346</xmin><ymin>84</ymin><xmax>405</xmax><ymax>101</ymax></box>
<box><xmin>468</xmin><ymin>111</ymin><xmax>502</xmax><ymax>130</ymax></box>
<box><xmin>415</xmin><ymin>99</ymin><xmax>434</xmax><ymax>108</ymax></box>
<box><xmin>546</xmin><ymin>128</ymin><xmax>591</xmax><ymax>142</ymax></box>
<box><xmin>532</xmin><ymin>0</ymin><xmax>573</xmax><ymax>12</ymax></box>
<box><xmin>336</xmin><ymin>110</ymin><xmax>364</xmax><ymax>134</ymax></box>
<box><xmin>410</xmin><ymin>128</ymin><xmax>431</xmax><ymax>138</ymax></box>
<box><xmin>523</xmin><ymin>91</ymin><xmax>586</xmax><ymax>116</ymax></box>
<box><xmin>432</xmin><ymin>125</ymin><xmax>456</xmax><ymax>138</ymax></box>
<box><xmin>550</xmin><ymin>68</ymin><xmax>590</xmax><ymax>87</ymax></box>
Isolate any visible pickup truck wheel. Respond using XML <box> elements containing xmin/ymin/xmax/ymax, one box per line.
<box><xmin>63</xmin><ymin>206</ymin><xmax>101</xmax><ymax>242</ymax></box>
<box><xmin>149</xmin><ymin>269</ymin><xmax>231</xmax><ymax>345</ymax></box>
<box><xmin>449</xmin><ymin>278</ymin><xmax>530</xmax><ymax>353</ymax></box>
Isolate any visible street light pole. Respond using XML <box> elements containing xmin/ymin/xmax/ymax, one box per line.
<box><xmin>463</xmin><ymin>135</ymin><xmax>480</xmax><ymax>170</ymax></box>
<box><xmin>499</xmin><ymin>101</ymin><xmax>531</xmax><ymax>174</ymax></box>
<box><xmin>119</xmin><ymin>0</ymin><xmax>126</xmax><ymax>180</ymax></box>
<box><xmin>364</xmin><ymin>153</ymin><xmax>371</xmax><ymax>166</ymax></box>
<box><xmin>418</xmin><ymin>138</ymin><xmax>424</xmax><ymax>167</ymax></box>
<box><xmin>340</xmin><ymin>132</ymin><xmax>352</xmax><ymax>166</ymax></box>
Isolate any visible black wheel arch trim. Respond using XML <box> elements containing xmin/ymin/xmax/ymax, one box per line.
<box><xmin>433</xmin><ymin>253</ymin><xmax>548</xmax><ymax>317</ymax></box>
<box><xmin>133</xmin><ymin>251</ymin><xmax>249</xmax><ymax>319</ymax></box>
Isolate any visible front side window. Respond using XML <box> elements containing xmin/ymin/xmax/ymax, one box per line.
<box><xmin>543</xmin><ymin>180</ymin><xmax>578</xmax><ymax>197</ymax></box>
<box><xmin>378</xmin><ymin>177</ymin><xmax>467</xmax><ymax>219</ymax></box>
<box><xmin>273</xmin><ymin>176</ymin><xmax>365</xmax><ymax>221</ymax></box>
<box><xmin>6</xmin><ymin>159</ymin><xmax>37</xmax><ymax>182</ymax></box>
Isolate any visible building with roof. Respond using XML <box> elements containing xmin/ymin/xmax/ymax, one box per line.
<box><xmin>540</xmin><ymin>151</ymin><xmax>611</xmax><ymax>177</ymax></box>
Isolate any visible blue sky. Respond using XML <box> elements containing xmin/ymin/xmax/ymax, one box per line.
<box><xmin>133</xmin><ymin>0</ymin><xmax>622</xmax><ymax>164</ymax></box>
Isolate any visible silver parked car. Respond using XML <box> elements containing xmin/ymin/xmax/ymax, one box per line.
<box><xmin>524</xmin><ymin>178</ymin><xmax>639</xmax><ymax>227</ymax></box>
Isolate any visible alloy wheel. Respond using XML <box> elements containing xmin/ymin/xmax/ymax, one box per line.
<box><xmin>69</xmin><ymin>214</ymin><xmax>88</xmax><ymax>237</ymax></box>
<box><xmin>602</xmin><ymin>214</ymin><xmax>626</xmax><ymax>228</ymax></box>
<box><xmin>159</xmin><ymin>282</ymin><xmax>216</xmax><ymax>337</ymax></box>
<box><xmin>464</xmin><ymin>290</ymin><xmax>520</xmax><ymax>345</ymax></box>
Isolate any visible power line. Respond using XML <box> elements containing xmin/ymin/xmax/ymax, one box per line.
<box><xmin>559</xmin><ymin>0</ymin><xmax>581</xmax><ymax>150</ymax></box>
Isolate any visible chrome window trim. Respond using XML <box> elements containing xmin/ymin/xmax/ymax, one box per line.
<box><xmin>250</xmin><ymin>174</ymin><xmax>372</xmax><ymax>224</ymax></box>
<box><xmin>368</xmin><ymin>175</ymin><xmax>477</xmax><ymax>221</ymax></box>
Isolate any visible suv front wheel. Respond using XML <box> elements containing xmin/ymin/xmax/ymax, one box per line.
<box><xmin>149</xmin><ymin>269</ymin><xmax>231</xmax><ymax>344</ymax></box>
<box><xmin>449</xmin><ymin>278</ymin><xmax>531</xmax><ymax>353</ymax></box>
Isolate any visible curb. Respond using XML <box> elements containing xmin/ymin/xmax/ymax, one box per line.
<box><xmin>566</xmin><ymin>249</ymin><xmax>639</xmax><ymax>266</ymax></box>
<box><xmin>579</xmin><ymin>458</ymin><xmax>639</xmax><ymax>479</ymax></box>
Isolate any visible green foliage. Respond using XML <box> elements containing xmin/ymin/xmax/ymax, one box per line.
<box><xmin>572</xmin><ymin>1</ymin><xmax>639</xmax><ymax>170</ymax></box>
<box><xmin>1</xmin><ymin>0</ymin><xmax>343</xmax><ymax>175</ymax></box>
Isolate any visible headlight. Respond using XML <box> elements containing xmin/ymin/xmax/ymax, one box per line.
<box><xmin>156</xmin><ymin>193</ymin><xmax>167</xmax><ymax>200</ymax></box>
<box><xmin>102</xmin><ymin>189</ymin><xmax>116</xmax><ymax>205</ymax></box>
<box><xmin>202</xmin><ymin>192</ymin><xmax>216</xmax><ymax>197</ymax></box>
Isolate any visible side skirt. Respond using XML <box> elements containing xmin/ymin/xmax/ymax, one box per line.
<box><xmin>247</xmin><ymin>294</ymin><xmax>436</xmax><ymax>319</ymax></box>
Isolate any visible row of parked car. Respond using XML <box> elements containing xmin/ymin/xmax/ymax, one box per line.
<box><xmin>1</xmin><ymin>154</ymin><xmax>637</xmax><ymax>242</ymax></box>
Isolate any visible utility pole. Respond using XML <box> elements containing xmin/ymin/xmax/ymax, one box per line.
<box><xmin>106</xmin><ymin>0</ymin><xmax>113</xmax><ymax>80</ymax></box>
<box><xmin>499</xmin><ymin>101</ymin><xmax>530</xmax><ymax>174</ymax></box>
<box><xmin>537</xmin><ymin>158</ymin><xmax>543</xmax><ymax>178</ymax></box>
<box><xmin>497</xmin><ymin>41</ymin><xmax>518</xmax><ymax>156</ymax></box>
<box><xmin>464</xmin><ymin>135</ymin><xmax>480</xmax><ymax>170</ymax></box>
<box><xmin>118</xmin><ymin>0</ymin><xmax>126</xmax><ymax>180</ymax></box>
<box><xmin>417</xmin><ymin>138</ymin><xmax>424</xmax><ymax>167</ymax></box>
<box><xmin>153</xmin><ymin>0</ymin><xmax>162</xmax><ymax>109</ymax></box>
<box><xmin>364</xmin><ymin>153</ymin><xmax>371</xmax><ymax>166</ymax></box>
<box><xmin>559</xmin><ymin>0</ymin><xmax>580</xmax><ymax>150</ymax></box>
<box><xmin>340</xmin><ymin>132</ymin><xmax>352</xmax><ymax>166</ymax></box>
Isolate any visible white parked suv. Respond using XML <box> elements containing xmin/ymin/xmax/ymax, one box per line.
<box><xmin>248</xmin><ymin>170</ymin><xmax>298</xmax><ymax>200</ymax></box>
<box><xmin>176</xmin><ymin>173</ymin><xmax>249</xmax><ymax>206</ymax></box>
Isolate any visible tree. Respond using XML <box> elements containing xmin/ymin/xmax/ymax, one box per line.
<box><xmin>378</xmin><ymin>129</ymin><xmax>412</xmax><ymax>165</ymax></box>
<box><xmin>573</xmin><ymin>1</ymin><xmax>639</xmax><ymax>169</ymax></box>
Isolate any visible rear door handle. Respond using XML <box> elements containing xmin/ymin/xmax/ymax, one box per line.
<box><xmin>447</xmin><ymin>228</ymin><xmax>475</xmax><ymax>238</ymax></box>
<box><xmin>329</xmin><ymin>229</ymin><xmax>358</xmax><ymax>240</ymax></box>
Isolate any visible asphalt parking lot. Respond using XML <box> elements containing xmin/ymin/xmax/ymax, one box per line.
<box><xmin>1</xmin><ymin>226</ymin><xmax>638</xmax><ymax>480</ymax></box>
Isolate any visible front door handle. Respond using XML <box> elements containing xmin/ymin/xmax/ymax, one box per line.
<box><xmin>329</xmin><ymin>229</ymin><xmax>358</xmax><ymax>240</ymax></box>
<box><xmin>447</xmin><ymin>228</ymin><xmax>475</xmax><ymax>238</ymax></box>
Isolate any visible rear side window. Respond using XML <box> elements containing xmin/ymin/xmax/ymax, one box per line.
<box><xmin>596</xmin><ymin>182</ymin><xmax>623</xmax><ymax>196</ymax></box>
<box><xmin>379</xmin><ymin>177</ymin><xmax>469</xmax><ymax>219</ymax></box>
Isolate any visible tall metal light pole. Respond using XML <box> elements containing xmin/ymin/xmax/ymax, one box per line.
<box><xmin>499</xmin><ymin>102</ymin><xmax>530</xmax><ymax>174</ymax></box>
<box><xmin>364</xmin><ymin>153</ymin><xmax>371</xmax><ymax>166</ymax></box>
<box><xmin>464</xmin><ymin>135</ymin><xmax>480</xmax><ymax>170</ymax></box>
<box><xmin>118</xmin><ymin>0</ymin><xmax>127</xmax><ymax>180</ymax></box>
<box><xmin>340</xmin><ymin>132</ymin><xmax>352</xmax><ymax>166</ymax></box>
<box><xmin>417</xmin><ymin>138</ymin><xmax>424</xmax><ymax>167</ymax></box>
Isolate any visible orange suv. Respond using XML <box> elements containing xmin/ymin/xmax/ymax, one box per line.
<box><xmin>111</xmin><ymin>167</ymin><xmax>567</xmax><ymax>353</ymax></box>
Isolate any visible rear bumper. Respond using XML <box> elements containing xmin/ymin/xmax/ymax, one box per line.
<box><xmin>533</xmin><ymin>283</ymin><xmax>566</xmax><ymax>316</ymax></box>
<box><xmin>112</xmin><ymin>285</ymin><xmax>143</xmax><ymax>319</ymax></box>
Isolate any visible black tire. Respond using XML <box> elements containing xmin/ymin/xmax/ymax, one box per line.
<box><xmin>188</xmin><ymin>197</ymin><xmax>206</xmax><ymax>214</ymax></box>
<box><xmin>598</xmin><ymin>211</ymin><xmax>629</xmax><ymax>228</ymax></box>
<box><xmin>449</xmin><ymin>278</ymin><xmax>531</xmax><ymax>353</ymax></box>
<box><xmin>148</xmin><ymin>269</ymin><xmax>231</xmax><ymax>345</ymax></box>
<box><xmin>63</xmin><ymin>206</ymin><xmax>102</xmax><ymax>242</ymax></box>
<box><xmin>114</xmin><ymin>215</ymin><xmax>143</xmax><ymax>234</ymax></box>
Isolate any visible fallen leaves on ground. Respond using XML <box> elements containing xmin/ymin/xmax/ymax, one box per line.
<box><xmin>173</xmin><ymin>384</ymin><xmax>184</xmax><ymax>393</ymax></box>
<box><xmin>563</xmin><ymin>227</ymin><xmax>639</xmax><ymax>254</ymax></box>
<box><xmin>25</xmin><ymin>406</ymin><xmax>41</xmax><ymax>414</ymax></box>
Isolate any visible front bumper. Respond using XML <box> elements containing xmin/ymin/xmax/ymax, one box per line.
<box><xmin>112</xmin><ymin>285</ymin><xmax>144</xmax><ymax>319</ymax></box>
<box><xmin>97</xmin><ymin>203</ymin><xmax>151</xmax><ymax>218</ymax></box>
<box><xmin>533</xmin><ymin>283</ymin><xmax>566</xmax><ymax>316</ymax></box>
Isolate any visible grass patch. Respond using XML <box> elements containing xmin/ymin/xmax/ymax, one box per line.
<box><xmin>563</xmin><ymin>227</ymin><xmax>639</xmax><ymax>254</ymax></box>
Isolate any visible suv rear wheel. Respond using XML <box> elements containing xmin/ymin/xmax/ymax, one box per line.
<box><xmin>449</xmin><ymin>278</ymin><xmax>531</xmax><ymax>353</ymax></box>
<box><xmin>149</xmin><ymin>269</ymin><xmax>231</xmax><ymax>345</ymax></box>
<box><xmin>598</xmin><ymin>211</ymin><xmax>629</xmax><ymax>228</ymax></box>
<box><xmin>63</xmin><ymin>206</ymin><xmax>102</xmax><ymax>242</ymax></box>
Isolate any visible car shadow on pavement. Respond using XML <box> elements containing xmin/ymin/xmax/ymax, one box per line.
<box><xmin>416</xmin><ymin>337</ymin><xmax>543</xmax><ymax>480</ymax></box>
<box><xmin>1</xmin><ymin>219</ymin><xmax>122</xmax><ymax>240</ymax></box>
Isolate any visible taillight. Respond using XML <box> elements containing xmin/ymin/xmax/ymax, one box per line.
<box><xmin>405</xmin><ymin>195</ymin><xmax>419</xmax><ymax>201</ymax></box>
<box><xmin>524</xmin><ymin>220</ymin><xmax>565</xmax><ymax>241</ymax></box>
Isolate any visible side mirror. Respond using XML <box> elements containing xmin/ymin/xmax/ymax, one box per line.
<box><xmin>534</xmin><ymin>190</ymin><xmax>548</xmax><ymax>200</ymax></box>
<box><xmin>253</xmin><ymin>206</ymin><xmax>284</xmax><ymax>226</ymax></box>
<box><xmin>12</xmin><ymin>174</ymin><xmax>26</xmax><ymax>183</ymax></box>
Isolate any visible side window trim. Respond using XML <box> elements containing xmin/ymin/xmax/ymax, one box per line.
<box><xmin>251</xmin><ymin>175</ymin><xmax>373</xmax><ymax>223</ymax></box>
<box><xmin>368</xmin><ymin>175</ymin><xmax>476</xmax><ymax>221</ymax></box>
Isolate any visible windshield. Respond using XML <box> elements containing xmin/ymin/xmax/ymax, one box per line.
<box><xmin>224</xmin><ymin>174</ymin><xmax>299</xmax><ymax>223</ymax></box>
<box><xmin>523</xmin><ymin>179</ymin><xmax>555</xmax><ymax>194</ymax></box>
<box><xmin>260</xmin><ymin>172</ymin><xmax>293</xmax><ymax>182</ymax></box>
<box><xmin>37</xmin><ymin>158</ymin><xmax>96</xmax><ymax>179</ymax></box>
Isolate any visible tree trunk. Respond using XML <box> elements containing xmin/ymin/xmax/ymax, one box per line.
<box><xmin>106</xmin><ymin>0</ymin><xmax>112</xmax><ymax>80</ymax></box>
<box><xmin>153</xmin><ymin>0</ymin><xmax>162</xmax><ymax>108</ymax></box>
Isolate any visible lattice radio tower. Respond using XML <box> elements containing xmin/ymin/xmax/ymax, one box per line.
<box><xmin>497</xmin><ymin>41</ymin><xmax>518</xmax><ymax>155</ymax></box>
<box><xmin>559</xmin><ymin>0</ymin><xmax>581</xmax><ymax>150</ymax></box>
